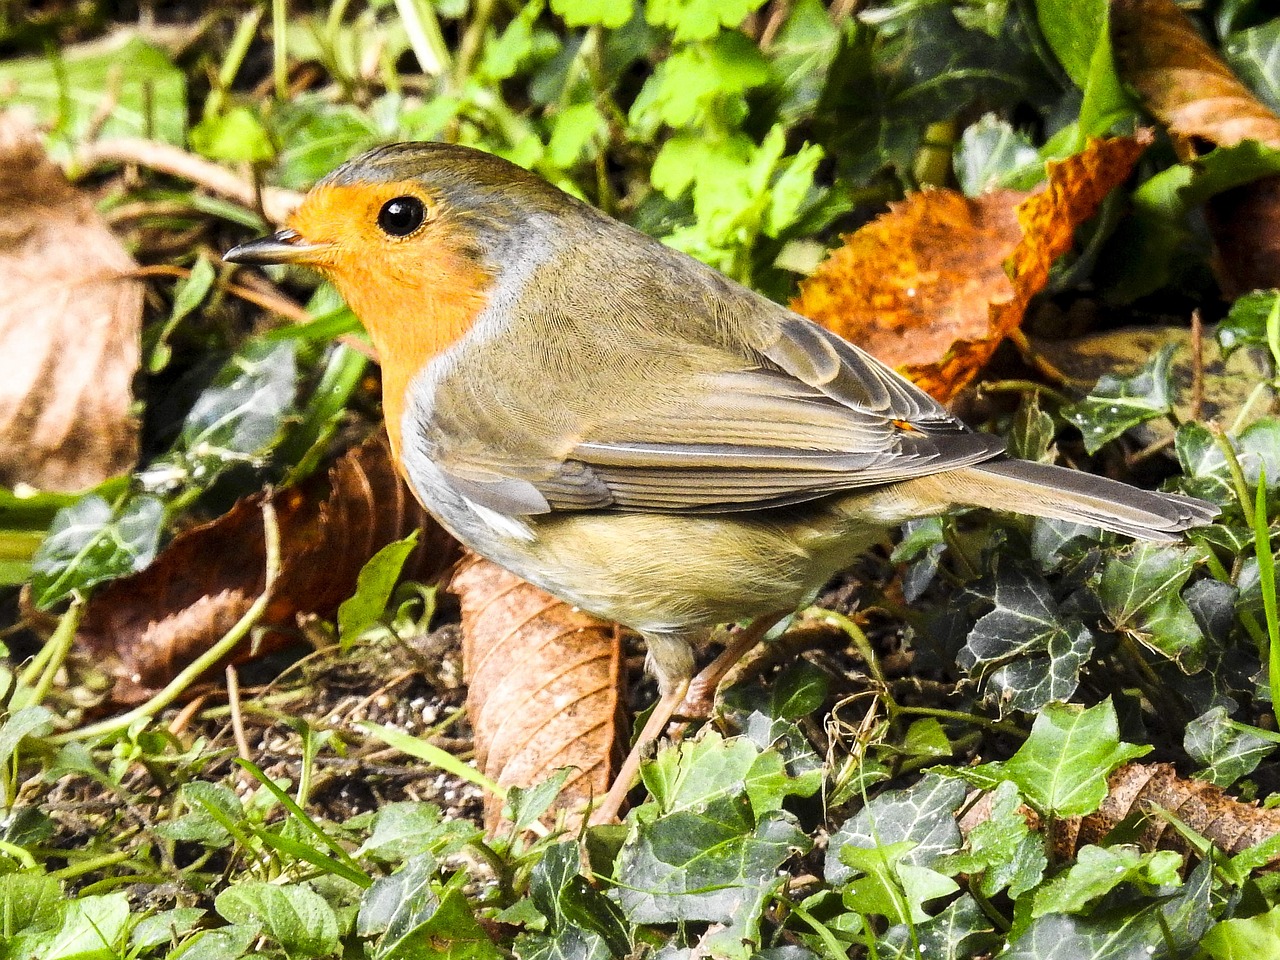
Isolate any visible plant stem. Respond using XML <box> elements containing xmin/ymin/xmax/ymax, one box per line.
<box><xmin>51</xmin><ymin>501</ymin><xmax>281</xmax><ymax>744</ymax></box>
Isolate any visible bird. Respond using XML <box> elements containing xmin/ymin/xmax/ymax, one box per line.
<box><xmin>225</xmin><ymin>141</ymin><xmax>1218</xmax><ymax>820</ymax></box>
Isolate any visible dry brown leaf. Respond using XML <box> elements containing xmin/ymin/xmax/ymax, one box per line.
<box><xmin>1111</xmin><ymin>0</ymin><xmax>1280</xmax><ymax>153</ymax></box>
<box><xmin>0</xmin><ymin>113</ymin><xmax>141</xmax><ymax>491</ymax></box>
<box><xmin>792</xmin><ymin>133</ymin><xmax>1152</xmax><ymax>403</ymax></box>
<box><xmin>77</xmin><ymin>430</ymin><xmax>460</xmax><ymax>704</ymax></box>
<box><xmin>961</xmin><ymin>762</ymin><xmax>1280</xmax><ymax>865</ymax></box>
<box><xmin>451</xmin><ymin>552</ymin><xmax>624</xmax><ymax>832</ymax></box>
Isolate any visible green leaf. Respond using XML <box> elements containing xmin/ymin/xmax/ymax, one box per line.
<box><xmin>1219</xmin><ymin>289</ymin><xmax>1280</xmax><ymax>366</ymax></box>
<box><xmin>646</xmin><ymin>0</ymin><xmax>767</xmax><ymax>43</ymax></box>
<box><xmin>0</xmin><ymin>873</ymin><xmax>63</xmax><ymax>939</ymax></box>
<box><xmin>958</xmin><ymin>565</ymin><xmax>1095</xmax><ymax>713</ymax></box>
<box><xmin>550</xmin><ymin>0</ymin><xmax>633</xmax><ymax>29</ymax></box>
<box><xmin>356</xmin><ymin>802</ymin><xmax>478</xmax><ymax>864</ymax></box>
<box><xmin>880</xmin><ymin>894</ymin><xmax>999</xmax><ymax>960</ymax></box>
<box><xmin>954</xmin><ymin>114</ymin><xmax>1039</xmax><ymax>196</ymax></box>
<box><xmin>1061</xmin><ymin>343</ymin><xmax>1176</xmax><ymax>454</ymax></box>
<box><xmin>190</xmin><ymin>106</ymin><xmax>275</xmax><ymax>164</ymax></box>
<box><xmin>129</xmin><ymin>908</ymin><xmax>206</xmax><ymax>950</ymax></box>
<box><xmin>938</xmin><ymin>781</ymin><xmax>1046</xmax><ymax>898</ymax></box>
<box><xmin>1035</xmin><ymin>0</ymin><xmax>1105</xmax><ymax>89</ymax></box>
<box><xmin>1185</xmin><ymin>706</ymin><xmax>1277</xmax><ymax>787</ymax></box>
<box><xmin>0</xmin><ymin>706</ymin><xmax>54</xmax><ymax>772</ymax></box>
<box><xmin>547</xmin><ymin>101</ymin><xmax>606</xmax><ymax>168</ymax></box>
<box><xmin>1006</xmin><ymin>859</ymin><xmax>1211</xmax><ymax>959</ymax></box>
<box><xmin>766</xmin><ymin>0</ymin><xmax>841</xmax><ymax>123</ymax></box>
<box><xmin>1098</xmin><ymin>542</ymin><xmax>1208</xmax><ymax>671</ymax></box>
<box><xmin>479</xmin><ymin>0</ymin><xmax>550</xmax><ymax>81</ymax></box>
<box><xmin>629</xmin><ymin>32</ymin><xmax>768</xmax><ymax>130</ymax></box>
<box><xmin>158</xmin><ymin>782</ymin><xmax>245</xmax><ymax>846</ymax></box>
<box><xmin>0</xmin><ymin>35</ymin><xmax>185</xmax><ymax>150</ymax></box>
<box><xmin>523</xmin><ymin>841</ymin><xmax>629</xmax><ymax>959</ymax></box>
<box><xmin>1201</xmin><ymin>905</ymin><xmax>1280</xmax><ymax>960</ymax></box>
<box><xmin>1031</xmin><ymin>845</ymin><xmax>1183</xmax><ymax>918</ymax></box>
<box><xmin>268</xmin><ymin>96</ymin><xmax>382</xmax><ymax>190</ymax></box>
<box><xmin>357</xmin><ymin>856</ymin><xmax>499</xmax><ymax>960</ymax></box>
<box><xmin>30</xmin><ymin>495</ymin><xmax>164</xmax><ymax>609</ymax></box>
<box><xmin>170</xmin><ymin>340</ymin><xmax>298</xmax><ymax>482</ymax></box>
<box><xmin>617</xmin><ymin>807</ymin><xmax>806</xmax><ymax>924</ymax></box>
<box><xmin>826</xmin><ymin>775</ymin><xmax>966</xmax><ymax>885</ymax></box>
<box><xmin>337</xmin><ymin>533</ymin><xmax>419</xmax><ymax>649</ymax></box>
<box><xmin>42</xmin><ymin>893</ymin><xmax>130</xmax><ymax>960</ymax></box>
<box><xmin>215</xmin><ymin>882</ymin><xmax>339</xmax><ymax>959</ymax></box>
<box><xmin>842</xmin><ymin>843</ymin><xmax>959</xmax><ymax>925</ymax></box>
<box><xmin>620</xmin><ymin>733</ymin><xmax>809</xmax><ymax>926</ymax></box>
<box><xmin>504</xmin><ymin>768</ymin><xmax>572</xmax><ymax>833</ymax></box>
<box><xmin>166</xmin><ymin>923</ymin><xmax>259</xmax><ymax>960</ymax></box>
<box><xmin>966</xmin><ymin>700</ymin><xmax>1149</xmax><ymax>817</ymax></box>
<box><xmin>1225</xmin><ymin>19</ymin><xmax>1280</xmax><ymax>114</ymax></box>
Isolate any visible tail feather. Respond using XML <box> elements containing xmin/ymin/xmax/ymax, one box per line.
<box><xmin>932</xmin><ymin>459</ymin><xmax>1218</xmax><ymax>541</ymax></box>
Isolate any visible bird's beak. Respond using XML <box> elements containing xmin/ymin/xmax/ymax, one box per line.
<box><xmin>224</xmin><ymin>229</ymin><xmax>331</xmax><ymax>266</ymax></box>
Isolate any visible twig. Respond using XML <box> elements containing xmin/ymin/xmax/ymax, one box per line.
<box><xmin>70</xmin><ymin>138</ymin><xmax>303</xmax><ymax>225</ymax></box>
<box><xmin>124</xmin><ymin>263</ymin><xmax>311</xmax><ymax>323</ymax></box>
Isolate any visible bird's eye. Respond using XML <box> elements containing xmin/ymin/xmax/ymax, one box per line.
<box><xmin>377</xmin><ymin>196</ymin><xmax>426</xmax><ymax>237</ymax></box>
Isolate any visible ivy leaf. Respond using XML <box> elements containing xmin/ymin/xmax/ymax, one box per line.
<box><xmin>939</xmin><ymin>781</ymin><xmax>1046</xmax><ymax>898</ymax></box>
<box><xmin>840</xmin><ymin>842</ymin><xmax>960</xmax><ymax>925</ymax></box>
<box><xmin>519</xmin><ymin>841</ymin><xmax>628</xmax><ymax>960</ymax></box>
<box><xmin>1031</xmin><ymin>845</ymin><xmax>1183</xmax><ymax>918</ymax></box>
<box><xmin>1218</xmin><ymin>289</ymin><xmax>1280</xmax><ymax>361</ymax></box>
<box><xmin>958</xmin><ymin>564</ymin><xmax>1095</xmax><ymax>713</ymax></box>
<box><xmin>1006</xmin><ymin>394</ymin><xmax>1057</xmax><ymax>463</ymax></box>
<box><xmin>1201</xmin><ymin>904</ymin><xmax>1280</xmax><ymax>960</ymax></box>
<box><xmin>31</xmin><ymin>494</ymin><xmax>164</xmax><ymax>609</ymax></box>
<box><xmin>358</xmin><ymin>859</ymin><xmax>502</xmax><ymax>960</ymax></box>
<box><xmin>1185</xmin><ymin>706</ymin><xmax>1277</xmax><ymax>787</ymax></box>
<box><xmin>1098</xmin><ymin>542</ymin><xmax>1208</xmax><ymax>672</ymax></box>
<box><xmin>355</xmin><ymin>803</ymin><xmax>478</xmax><ymax>865</ymax></box>
<box><xmin>961</xmin><ymin>699</ymin><xmax>1149</xmax><ymax>818</ymax></box>
<box><xmin>879</xmin><ymin>894</ymin><xmax>999</xmax><ymax>960</ymax></box>
<box><xmin>619</xmin><ymin>732</ymin><xmax>810</xmax><ymax>925</ymax></box>
<box><xmin>1006</xmin><ymin>859</ymin><xmax>1211</xmax><ymax>959</ymax></box>
<box><xmin>826</xmin><ymin>775</ymin><xmax>966</xmax><ymax>885</ymax></box>
<box><xmin>1224</xmin><ymin>19</ymin><xmax>1280</xmax><ymax>115</ymax></box>
<box><xmin>1061</xmin><ymin>342</ymin><xmax>1176</xmax><ymax>454</ymax></box>
<box><xmin>766</xmin><ymin>0</ymin><xmax>841</xmax><ymax>123</ymax></box>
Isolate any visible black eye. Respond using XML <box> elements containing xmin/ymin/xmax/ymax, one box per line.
<box><xmin>377</xmin><ymin>196</ymin><xmax>426</xmax><ymax>237</ymax></box>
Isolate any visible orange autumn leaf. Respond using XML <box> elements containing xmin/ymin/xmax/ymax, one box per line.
<box><xmin>792</xmin><ymin>132</ymin><xmax>1153</xmax><ymax>403</ymax></box>
<box><xmin>451</xmin><ymin>552</ymin><xmax>624</xmax><ymax>832</ymax></box>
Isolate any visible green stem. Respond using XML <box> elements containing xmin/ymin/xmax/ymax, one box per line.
<box><xmin>272</xmin><ymin>0</ymin><xmax>289</xmax><ymax>100</ymax></box>
<box><xmin>51</xmin><ymin>501</ymin><xmax>281</xmax><ymax>744</ymax></box>
<box><xmin>453</xmin><ymin>0</ymin><xmax>496</xmax><ymax>89</ymax></box>
<box><xmin>890</xmin><ymin>705</ymin><xmax>1026</xmax><ymax>739</ymax></box>
<box><xmin>23</xmin><ymin>598</ymin><xmax>82</xmax><ymax>708</ymax></box>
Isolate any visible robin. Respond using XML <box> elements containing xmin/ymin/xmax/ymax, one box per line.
<box><xmin>226</xmin><ymin>141</ymin><xmax>1217</xmax><ymax>820</ymax></box>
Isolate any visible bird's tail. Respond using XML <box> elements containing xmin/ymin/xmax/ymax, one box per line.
<box><xmin>899</xmin><ymin>458</ymin><xmax>1219</xmax><ymax>542</ymax></box>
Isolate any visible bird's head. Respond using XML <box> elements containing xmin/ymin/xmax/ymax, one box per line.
<box><xmin>225</xmin><ymin>141</ymin><xmax>574</xmax><ymax>455</ymax></box>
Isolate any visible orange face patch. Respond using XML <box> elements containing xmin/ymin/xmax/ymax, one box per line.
<box><xmin>288</xmin><ymin>180</ymin><xmax>492</xmax><ymax>462</ymax></box>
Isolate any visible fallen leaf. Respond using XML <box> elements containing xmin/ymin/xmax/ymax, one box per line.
<box><xmin>1110</xmin><ymin>0</ymin><xmax>1280</xmax><ymax>296</ymax></box>
<box><xmin>1110</xmin><ymin>0</ymin><xmax>1280</xmax><ymax>153</ymax></box>
<box><xmin>77</xmin><ymin>431</ymin><xmax>460</xmax><ymax>704</ymax></box>
<box><xmin>792</xmin><ymin>133</ymin><xmax>1152</xmax><ymax>402</ymax></box>
<box><xmin>451</xmin><ymin>552</ymin><xmax>624</xmax><ymax>832</ymax></box>
<box><xmin>0</xmin><ymin>113</ymin><xmax>141</xmax><ymax>491</ymax></box>
<box><xmin>960</xmin><ymin>762</ymin><xmax>1280</xmax><ymax>865</ymax></box>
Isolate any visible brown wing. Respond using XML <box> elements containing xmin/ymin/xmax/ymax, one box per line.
<box><xmin>432</xmin><ymin>313</ymin><xmax>1003</xmax><ymax>516</ymax></box>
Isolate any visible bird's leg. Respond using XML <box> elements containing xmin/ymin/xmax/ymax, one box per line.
<box><xmin>591</xmin><ymin>676</ymin><xmax>689</xmax><ymax>825</ymax></box>
<box><xmin>679</xmin><ymin>610</ymin><xmax>790</xmax><ymax>718</ymax></box>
